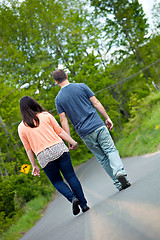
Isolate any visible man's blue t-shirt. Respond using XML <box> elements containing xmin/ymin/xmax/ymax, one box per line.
<box><xmin>55</xmin><ymin>83</ymin><xmax>104</xmax><ymax>138</ymax></box>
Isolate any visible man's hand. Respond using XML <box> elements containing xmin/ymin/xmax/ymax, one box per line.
<box><xmin>32</xmin><ymin>166</ymin><xmax>41</xmax><ymax>177</ymax></box>
<box><xmin>69</xmin><ymin>142</ymin><xmax>78</xmax><ymax>150</ymax></box>
<box><xmin>105</xmin><ymin>118</ymin><xmax>113</xmax><ymax>131</ymax></box>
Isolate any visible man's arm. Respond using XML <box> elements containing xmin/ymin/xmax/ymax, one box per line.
<box><xmin>89</xmin><ymin>96</ymin><xmax>113</xmax><ymax>130</ymax></box>
<box><xmin>59</xmin><ymin>112</ymin><xmax>70</xmax><ymax>135</ymax></box>
<box><xmin>59</xmin><ymin>112</ymin><xmax>74</xmax><ymax>149</ymax></box>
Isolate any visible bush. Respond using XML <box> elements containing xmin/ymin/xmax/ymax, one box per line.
<box><xmin>0</xmin><ymin>178</ymin><xmax>15</xmax><ymax>233</ymax></box>
<box><xmin>0</xmin><ymin>172</ymin><xmax>54</xmax><ymax>233</ymax></box>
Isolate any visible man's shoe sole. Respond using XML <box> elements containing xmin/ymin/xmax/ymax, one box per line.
<box><xmin>72</xmin><ymin>198</ymin><xmax>80</xmax><ymax>215</ymax></box>
<box><xmin>116</xmin><ymin>174</ymin><xmax>131</xmax><ymax>190</ymax></box>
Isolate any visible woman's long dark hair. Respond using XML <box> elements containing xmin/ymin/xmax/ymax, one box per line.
<box><xmin>20</xmin><ymin>96</ymin><xmax>45</xmax><ymax>128</ymax></box>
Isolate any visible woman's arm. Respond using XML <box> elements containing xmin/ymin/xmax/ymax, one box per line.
<box><xmin>58</xmin><ymin>129</ymin><xmax>78</xmax><ymax>150</ymax></box>
<box><xmin>26</xmin><ymin>149</ymin><xmax>40</xmax><ymax>177</ymax></box>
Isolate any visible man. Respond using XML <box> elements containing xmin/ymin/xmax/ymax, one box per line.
<box><xmin>53</xmin><ymin>69</ymin><xmax>131</xmax><ymax>191</ymax></box>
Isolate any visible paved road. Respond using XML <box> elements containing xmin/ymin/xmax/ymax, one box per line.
<box><xmin>20</xmin><ymin>152</ymin><xmax>160</xmax><ymax>240</ymax></box>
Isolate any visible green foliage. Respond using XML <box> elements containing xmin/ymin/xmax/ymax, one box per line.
<box><xmin>0</xmin><ymin>172</ymin><xmax>54</xmax><ymax>233</ymax></box>
<box><xmin>90</xmin><ymin>0</ymin><xmax>149</xmax><ymax>50</ymax></box>
<box><xmin>0</xmin><ymin>195</ymin><xmax>53</xmax><ymax>240</ymax></box>
<box><xmin>90</xmin><ymin>0</ymin><xmax>153</xmax><ymax>85</ymax></box>
<box><xmin>128</xmin><ymin>93</ymin><xmax>143</xmax><ymax>118</ymax></box>
<box><xmin>116</xmin><ymin>91</ymin><xmax>160</xmax><ymax>156</ymax></box>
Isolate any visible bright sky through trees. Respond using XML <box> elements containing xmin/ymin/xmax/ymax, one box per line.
<box><xmin>139</xmin><ymin>0</ymin><xmax>158</xmax><ymax>27</ymax></box>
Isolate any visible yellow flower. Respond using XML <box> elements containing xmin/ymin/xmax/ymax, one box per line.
<box><xmin>155</xmin><ymin>125</ymin><xmax>160</xmax><ymax>130</ymax></box>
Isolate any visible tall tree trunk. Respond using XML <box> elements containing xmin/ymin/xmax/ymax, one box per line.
<box><xmin>0</xmin><ymin>148</ymin><xmax>8</xmax><ymax>178</ymax></box>
<box><xmin>0</xmin><ymin>115</ymin><xmax>10</xmax><ymax>137</ymax></box>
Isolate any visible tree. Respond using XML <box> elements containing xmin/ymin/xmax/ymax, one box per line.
<box><xmin>90</xmin><ymin>0</ymin><xmax>152</xmax><ymax>81</ymax></box>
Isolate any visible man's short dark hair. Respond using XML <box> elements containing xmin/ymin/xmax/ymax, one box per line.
<box><xmin>52</xmin><ymin>69</ymin><xmax>67</xmax><ymax>83</ymax></box>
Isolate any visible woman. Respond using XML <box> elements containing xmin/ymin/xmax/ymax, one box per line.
<box><xmin>18</xmin><ymin>96</ymin><xmax>89</xmax><ymax>215</ymax></box>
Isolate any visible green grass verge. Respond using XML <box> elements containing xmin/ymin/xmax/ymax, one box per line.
<box><xmin>0</xmin><ymin>194</ymin><xmax>55</xmax><ymax>240</ymax></box>
<box><xmin>116</xmin><ymin>91</ymin><xmax>160</xmax><ymax>157</ymax></box>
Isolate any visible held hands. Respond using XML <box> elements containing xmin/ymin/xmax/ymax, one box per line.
<box><xmin>69</xmin><ymin>141</ymin><xmax>78</xmax><ymax>150</ymax></box>
<box><xmin>32</xmin><ymin>165</ymin><xmax>41</xmax><ymax>177</ymax></box>
<box><xmin>105</xmin><ymin>117</ymin><xmax>113</xmax><ymax>131</ymax></box>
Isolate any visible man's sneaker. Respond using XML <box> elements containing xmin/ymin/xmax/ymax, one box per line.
<box><xmin>72</xmin><ymin>198</ymin><xmax>80</xmax><ymax>215</ymax></box>
<box><xmin>117</xmin><ymin>185</ymin><xmax>123</xmax><ymax>191</ymax></box>
<box><xmin>82</xmin><ymin>206</ymin><xmax>90</xmax><ymax>213</ymax></box>
<box><xmin>116</xmin><ymin>173</ymin><xmax>131</xmax><ymax>190</ymax></box>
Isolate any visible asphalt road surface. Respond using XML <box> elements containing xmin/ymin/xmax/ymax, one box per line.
<box><xmin>20</xmin><ymin>151</ymin><xmax>160</xmax><ymax>240</ymax></box>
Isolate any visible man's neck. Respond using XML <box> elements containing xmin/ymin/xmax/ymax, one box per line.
<box><xmin>58</xmin><ymin>79</ymin><xmax>70</xmax><ymax>88</ymax></box>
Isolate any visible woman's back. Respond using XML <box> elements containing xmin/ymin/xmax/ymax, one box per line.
<box><xmin>18</xmin><ymin>112</ymin><xmax>63</xmax><ymax>155</ymax></box>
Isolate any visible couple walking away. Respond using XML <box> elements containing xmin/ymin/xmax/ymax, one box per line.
<box><xmin>18</xmin><ymin>69</ymin><xmax>131</xmax><ymax>216</ymax></box>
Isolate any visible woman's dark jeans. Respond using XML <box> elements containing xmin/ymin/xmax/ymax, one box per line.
<box><xmin>43</xmin><ymin>152</ymin><xmax>87</xmax><ymax>208</ymax></box>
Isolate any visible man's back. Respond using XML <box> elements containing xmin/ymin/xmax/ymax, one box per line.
<box><xmin>55</xmin><ymin>83</ymin><xmax>104</xmax><ymax>138</ymax></box>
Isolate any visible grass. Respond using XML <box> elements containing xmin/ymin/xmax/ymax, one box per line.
<box><xmin>71</xmin><ymin>151</ymin><xmax>94</xmax><ymax>167</ymax></box>
<box><xmin>0</xmin><ymin>194</ymin><xmax>55</xmax><ymax>240</ymax></box>
<box><xmin>116</xmin><ymin>91</ymin><xmax>160</xmax><ymax>157</ymax></box>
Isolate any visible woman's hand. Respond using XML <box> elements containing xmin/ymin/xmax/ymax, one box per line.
<box><xmin>58</xmin><ymin>130</ymin><xmax>78</xmax><ymax>150</ymax></box>
<box><xmin>26</xmin><ymin>150</ymin><xmax>40</xmax><ymax>177</ymax></box>
<box><xmin>69</xmin><ymin>141</ymin><xmax>78</xmax><ymax>150</ymax></box>
<box><xmin>32</xmin><ymin>165</ymin><xmax>41</xmax><ymax>177</ymax></box>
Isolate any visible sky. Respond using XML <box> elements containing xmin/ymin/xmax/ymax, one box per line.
<box><xmin>139</xmin><ymin>0</ymin><xmax>158</xmax><ymax>26</ymax></box>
